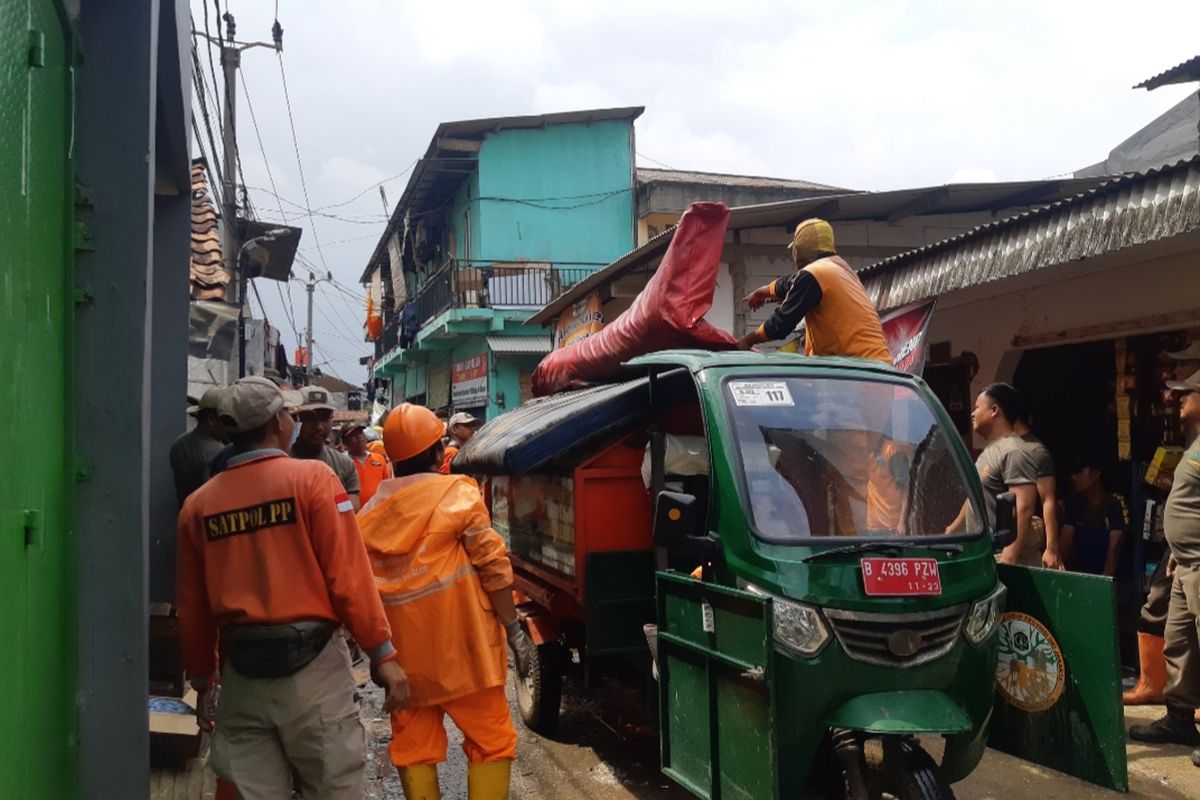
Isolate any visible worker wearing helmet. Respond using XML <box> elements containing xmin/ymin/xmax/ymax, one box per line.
<box><xmin>737</xmin><ymin>218</ymin><xmax>891</xmax><ymax>362</ymax></box>
<box><xmin>358</xmin><ymin>403</ymin><xmax>534</xmax><ymax>800</ymax></box>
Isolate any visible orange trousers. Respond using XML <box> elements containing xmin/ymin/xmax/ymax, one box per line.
<box><xmin>389</xmin><ymin>685</ymin><xmax>517</xmax><ymax>766</ymax></box>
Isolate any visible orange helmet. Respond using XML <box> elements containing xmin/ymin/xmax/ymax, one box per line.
<box><xmin>383</xmin><ymin>403</ymin><xmax>444</xmax><ymax>462</ymax></box>
<box><xmin>366</xmin><ymin>439</ymin><xmax>388</xmax><ymax>458</ymax></box>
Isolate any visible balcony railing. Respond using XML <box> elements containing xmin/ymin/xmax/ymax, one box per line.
<box><xmin>411</xmin><ymin>260</ymin><xmax>594</xmax><ymax>328</ymax></box>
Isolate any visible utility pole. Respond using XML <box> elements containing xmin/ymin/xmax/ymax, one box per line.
<box><xmin>197</xmin><ymin>14</ymin><xmax>283</xmax><ymax>377</ymax></box>
<box><xmin>303</xmin><ymin>271</ymin><xmax>332</xmax><ymax>386</ymax></box>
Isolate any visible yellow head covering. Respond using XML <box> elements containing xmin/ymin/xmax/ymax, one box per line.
<box><xmin>789</xmin><ymin>218</ymin><xmax>836</xmax><ymax>265</ymax></box>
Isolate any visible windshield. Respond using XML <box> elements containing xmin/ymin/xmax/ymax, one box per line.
<box><xmin>723</xmin><ymin>377</ymin><xmax>980</xmax><ymax>542</ymax></box>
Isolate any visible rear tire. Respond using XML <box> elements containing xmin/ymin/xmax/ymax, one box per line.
<box><xmin>852</xmin><ymin>737</ymin><xmax>956</xmax><ymax>800</ymax></box>
<box><xmin>514</xmin><ymin>639</ymin><xmax>563</xmax><ymax>735</ymax></box>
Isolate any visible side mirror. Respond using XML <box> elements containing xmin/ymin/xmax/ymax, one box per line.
<box><xmin>654</xmin><ymin>491</ymin><xmax>702</xmax><ymax>546</ymax></box>
<box><xmin>993</xmin><ymin>492</ymin><xmax>1016</xmax><ymax>551</ymax></box>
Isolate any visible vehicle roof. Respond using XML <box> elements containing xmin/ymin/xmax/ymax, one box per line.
<box><xmin>623</xmin><ymin>349</ymin><xmax>910</xmax><ymax>379</ymax></box>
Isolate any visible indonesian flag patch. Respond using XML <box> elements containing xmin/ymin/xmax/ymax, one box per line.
<box><xmin>334</xmin><ymin>492</ymin><xmax>354</xmax><ymax>513</ymax></box>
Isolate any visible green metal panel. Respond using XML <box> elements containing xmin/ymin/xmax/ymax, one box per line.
<box><xmin>825</xmin><ymin>690</ymin><xmax>973</xmax><ymax>734</ymax></box>
<box><xmin>585</xmin><ymin>551</ymin><xmax>656</xmax><ymax>655</ymax></box>
<box><xmin>0</xmin><ymin>0</ymin><xmax>77</xmax><ymax>796</ymax></box>
<box><xmin>988</xmin><ymin>564</ymin><xmax>1128</xmax><ymax>791</ymax></box>
<box><xmin>657</xmin><ymin>572</ymin><xmax>777</xmax><ymax>800</ymax></box>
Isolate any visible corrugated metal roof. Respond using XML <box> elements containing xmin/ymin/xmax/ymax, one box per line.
<box><xmin>859</xmin><ymin>157</ymin><xmax>1200</xmax><ymax>313</ymax></box>
<box><xmin>527</xmin><ymin>176</ymin><xmax>1106</xmax><ymax>326</ymax></box>
<box><xmin>636</xmin><ymin>167</ymin><xmax>843</xmax><ymax>192</ymax></box>
<box><xmin>1135</xmin><ymin>55</ymin><xmax>1200</xmax><ymax>90</ymax></box>
<box><xmin>486</xmin><ymin>335</ymin><xmax>552</xmax><ymax>354</ymax></box>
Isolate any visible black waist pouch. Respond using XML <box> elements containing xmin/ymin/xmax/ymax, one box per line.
<box><xmin>222</xmin><ymin>621</ymin><xmax>336</xmax><ymax>679</ymax></box>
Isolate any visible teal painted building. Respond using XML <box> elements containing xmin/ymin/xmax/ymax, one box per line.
<box><xmin>360</xmin><ymin>107</ymin><xmax>642</xmax><ymax>419</ymax></box>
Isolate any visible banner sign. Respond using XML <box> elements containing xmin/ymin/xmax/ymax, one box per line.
<box><xmin>451</xmin><ymin>354</ymin><xmax>488</xmax><ymax>408</ymax></box>
<box><xmin>989</xmin><ymin>564</ymin><xmax>1128</xmax><ymax>791</ymax></box>
<box><xmin>554</xmin><ymin>292</ymin><xmax>604</xmax><ymax>350</ymax></box>
<box><xmin>880</xmin><ymin>299</ymin><xmax>936</xmax><ymax>374</ymax></box>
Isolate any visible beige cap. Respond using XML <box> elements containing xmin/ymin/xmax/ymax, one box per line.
<box><xmin>1167</xmin><ymin>341</ymin><xmax>1200</xmax><ymax>361</ymax></box>
<box><xmin>218</xmin><ymin>377</ymin><xmax>304</xmax><ymax>432</ymax></box>
<box><xmin>1165</xmin><ymin>368</ymin><xmax>1200</xmax><ymax>393</ymax></box>
<box><xmin>187</xmin><ymin>386</ymin><xmax>225</xmax><ymax>416</ymax></box>
<box><xmin>297</xmin><ymin>385</ymin><xmax>336</xmax><ymax>412</ymax></box>
<box><xmin>448</xmin><ymin>411</ymin><xmax>483</xmax><ymax>428</ymax></box>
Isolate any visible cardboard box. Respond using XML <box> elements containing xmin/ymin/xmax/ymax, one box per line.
<box><xmin>149</xmin><ymin>690</ymin><xmax>201</xmax><ymax>765</ymax></box>
<box><xmin>1145</xmin><ymin>446</ymin><xmax>1184</xmax><ymax>491</ymax></box>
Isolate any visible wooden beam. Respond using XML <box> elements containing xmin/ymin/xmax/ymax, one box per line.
<box><xmin>886</xmin><ymin>187</ymin><xmax>950</xmax><ymax>224</ymax></box>
<box><xmin>436</xmin><ymin>137</ymin><xmax>483</xmax><ymax>153</ymax></box>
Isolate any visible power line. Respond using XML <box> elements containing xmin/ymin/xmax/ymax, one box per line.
<box><xmin>275</xmin><ymin>50</ymin><xmax>332</xmax><ymax>271</ymax></box>
<box><xmin>239</xmin><ymin>68</ymin><xmax>290</xmax><ymax>225</ymax></box>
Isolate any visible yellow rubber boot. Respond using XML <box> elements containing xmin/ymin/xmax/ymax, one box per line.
<box><xmin>466</xmin><ymin>760</ymin><xmax>512</xmax><ymax>800</ymax></box>
<box><xmin>397</xmin><ymin>764</ymin><xmax>441</xmax><ymax>800</ymax></box>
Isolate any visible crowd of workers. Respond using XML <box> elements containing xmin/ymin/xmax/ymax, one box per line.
<box><xmin>166</xmin><ymin>217</ymin><xmax>1200</xmax><ymax>798</ymax></box>
<box><xmin>171</xmin><ymin>378</ymin><xmax>527</xmax><ymax>799</ymax></box>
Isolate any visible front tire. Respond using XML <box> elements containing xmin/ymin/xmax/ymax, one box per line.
<box><xmin>513</xmin><ymin>639</ymin><xmax>563</xmax><ymax>735</ymax></box>
<box><xmin>853</xmin><ymin>737</ymin><xmax>956</xmax><ymax>800</ymax></box>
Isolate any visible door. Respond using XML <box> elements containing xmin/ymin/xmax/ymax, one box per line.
<box><xmin>0</xmin><ymin>1</ymin><xmax>76</xmax><ymax>796</ymax></box>
<box><xmin>656</xmin><ymin>572</ymin><xmax>777</xmax><ymax>800</ymax></box>
<box><xmin>989</xmin><ymin>565</ymin><xmax>1128</xmax><ymax>791</ymax></box>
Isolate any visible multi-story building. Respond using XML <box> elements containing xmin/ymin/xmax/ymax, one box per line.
<box><xmin>361</xmin><ymin>107</ymin><xmax>643</xmax><ymax>419</ymax></box>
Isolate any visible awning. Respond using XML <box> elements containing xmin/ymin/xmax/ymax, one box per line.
<box><xmin>859</xmin><ymin>157</ymin><xmax>1200</xmax><ymax>313</ymax></box>
<box><xmin>452</xmin><ymin>370</ymin><xmax>691</xmax><ymax>475</ymax></box>
<box><xmin>487</xmin><ymin>335</ymin><xmax>552</xmax><ymax>355</ymax></box>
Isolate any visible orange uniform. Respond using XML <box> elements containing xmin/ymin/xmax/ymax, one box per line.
<box><xmin>440</xmin><ymin>443</ymin><xmax>459</xmax><ymax>474</ymax></box>
<box><xmin>358</xmin><ymin>473</ymin><xmax>516</xmax><ymax>765</ymax></box>
<box><xmin>176</xmin><ymin>449</ymin><xmax>393</xmax><ymax>679</ymax></box>
<box><xmin>351</xmin><ymin>450</ymin><xmax>392</xmax><ymax>506</ymax></box>
<box><xmin>760</xmin><ymin>255</ymin><xmax>891</xmax><ymax>363</ymax></box>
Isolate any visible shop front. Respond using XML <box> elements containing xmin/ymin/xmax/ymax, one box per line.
<box><xmin>859</xmin><ymin>157</ymin><xmax>1200</xmax><ymax>661</ymax></box>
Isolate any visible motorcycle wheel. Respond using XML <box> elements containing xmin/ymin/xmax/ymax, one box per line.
<box><xmin>513</xmin><ymin>639</ymin><xmax>563</xmax><ymax>735</ymax></box>
<box><xmin>850</xmin><ymin>737</ymin><xmax>956</xmax><ymax>800</ymax></box>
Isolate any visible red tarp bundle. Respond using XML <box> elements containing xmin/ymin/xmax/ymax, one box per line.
<box><xmin>532</xmin><ymin>201</ymin><xmax>736</xmax><ymax>396</ymax></box>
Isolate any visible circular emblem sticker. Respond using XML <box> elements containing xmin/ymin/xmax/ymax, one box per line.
<box><xmin>995</xmin><ymin>612</ymin><xmax>1065</xmax><ymax>712</ymax></box>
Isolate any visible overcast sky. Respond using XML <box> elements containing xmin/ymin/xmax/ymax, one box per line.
<box><xmin>192</xmin><ymin>0</ymin><xmax>1200</xmax><ymax>383</ymax></box>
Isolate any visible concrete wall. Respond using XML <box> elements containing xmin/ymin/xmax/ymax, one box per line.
<box><xmin>476</xmin><ymin>119</ymin><xmax>635</xmax><ymax>265</ymax></box>
<box><xmin>921</xmin><ymin>239</ymin><xmax>1200</xmax><ymax>447</ymax></box>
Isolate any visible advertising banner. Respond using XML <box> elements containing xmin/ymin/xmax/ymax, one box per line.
<box><xmin>451</xmin><ymin>354</ymin><xmax>488</xmax><ymax>408</ymax></box>
<box><xmin>554</xmin><ymin>292</ymin><xmax>605</xmax><ymax>350</ymax></box>
<box><xmin>880</xmin><ymin>299</ymin><xmax>937</xmax><ymax>374</ymax></box>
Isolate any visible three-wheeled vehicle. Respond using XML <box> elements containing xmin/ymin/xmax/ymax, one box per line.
<box><xmin>454</xmin><ymin>351</ymin><xmax>1015</xmax><ymax>799</ymax></box>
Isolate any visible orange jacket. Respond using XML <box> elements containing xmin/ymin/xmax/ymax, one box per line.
<box><xmin>358</xmin><ymin>474</ymin><xmax>513</xmax><ymax>706</ymax></box>
<box><xmin>802</xmin><ymin>256</ymin><xmax>891</xmax><ymax>362</ymax></box>
<box><xmin>352</xmin><ymin>451</ymin><xmax>392</xmax><ymax>506</ymax></box>
<box><xmin>176</xmin><ymin>449</ymin><xmax>393</xmax><ymax>679</ymax></box>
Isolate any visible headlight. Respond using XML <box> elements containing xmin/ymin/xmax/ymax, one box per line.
<box><xmin>964</xmin><ymin>583</ymin><xmax>1007</xmax><ymax>646</ymax></box>
<box><xmin>741</xmin><ymin>581</ymin><xmax>831</xmax><ymax>657</ymax></box>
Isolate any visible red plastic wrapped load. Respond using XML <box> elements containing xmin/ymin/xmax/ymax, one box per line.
<box><xmin>533</xmin><ymin>201</ymin><xmax>736</xmax><ymax>396</ymax></box>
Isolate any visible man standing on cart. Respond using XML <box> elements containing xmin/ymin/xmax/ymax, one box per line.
<box><xmin>1130</xmin><ymin>369</ymin><xmax>1200</xmax><ymax>766</ymax></box>
<box><xmin>358</xmin><ymin>403</ymin><xmax>536</xmax><ymax>799</ymax></box>
<box><xmin>736</xmin><ymin>218</ymin><xmax>891</xmax><ymax>363</ymax></box>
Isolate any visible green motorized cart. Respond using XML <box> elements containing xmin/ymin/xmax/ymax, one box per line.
<box><xmin>454</xmin><ymin>350</ymin><xmax>1123</xmax><ymax>799</ymax></box>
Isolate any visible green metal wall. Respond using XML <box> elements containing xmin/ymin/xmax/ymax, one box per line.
<box><xmin>0</xmin><ymin>0</ymin><xmax>78</xmax><ymax>796</ymax></box>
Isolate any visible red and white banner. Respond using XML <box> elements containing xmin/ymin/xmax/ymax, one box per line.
<box><xmin>881</xmin><ymin>299</ymin><xmax>936</xmax><ymax>375</ymax></box>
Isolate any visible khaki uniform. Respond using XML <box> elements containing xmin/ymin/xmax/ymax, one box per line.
<box><xmin>1163</xmin><ymin>437</ymin><xmax>1200</xmax><ymax>709</ymax></box>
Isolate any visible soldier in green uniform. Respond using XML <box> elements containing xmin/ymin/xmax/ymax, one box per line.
<box><xmin>1130</xmin><ymin>369</ymin><xmax>1200</xmax><ymax>767</ymax></box>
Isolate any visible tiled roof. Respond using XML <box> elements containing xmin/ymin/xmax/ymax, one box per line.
<box><xmin>190</xmin><ymin>160</ymin><xmax>229</xmax><ymax>301</ymax></box>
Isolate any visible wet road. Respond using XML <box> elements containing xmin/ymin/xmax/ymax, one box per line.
<box><xmin>361</xmin><ymin>674</ymin><xmax>1200</xmax><ymax>799</ymax></box>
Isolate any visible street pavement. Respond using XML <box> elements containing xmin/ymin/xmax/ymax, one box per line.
<box><xmin>360</xmin><ymin>674</ymin><xmax>1200</xmax><ymax>799</ymax></box>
